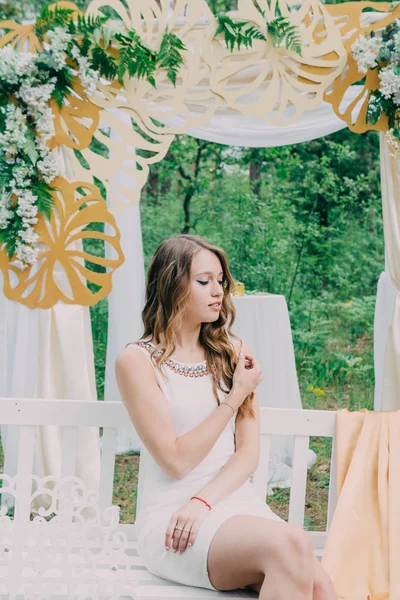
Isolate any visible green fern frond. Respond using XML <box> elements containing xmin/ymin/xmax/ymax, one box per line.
<box><xmin>51</xmin><ymin>65</ymin><xmax>74</xmax><ymax>107</ymax></box>
<box><xmin>90</xmin><ymin>45</ymin><xmax>118</xmax><ymax>81</ymax></box>
<box><xmin>115</xmin><ymin>30</ymin><xmax>157</xmax><ymax>85</ymax></box>
<box><xmin>157</xmin><ymin>29</ymin><xmax>186</xmax><ymax>86</ymax></box>
<box><xmin>267</xmin><ymin>17</ymin><xmax>302</xmax><ymax>56</ymax></box>
<box><xmin>0</xmin><ymin>160</ymin><xmax>11</xmax><ymax>192</ymax></box>
<box><xmin>215</xmin><ymin>14</ymin><xmax>265</xmax><ymax>51</ymax></box>
<box><xmin>0</xmin><ymin>217</ymin><xmax>20</xmax><ymax>258</ymax></box>
<box><xmin>76</xmin><ymin>14</ymin><xmax>109</xmax><ymax>35</ymax></box>
<box><xmin>33</xmin><ymin>180</ymin><xmax>55</xmax><ymax>219</ymax></box>
<box><xmin>35</xmin><ymin>5</ymin><xmax>75</xmax><ymax>40</ymax></box>
<box><xmin>21</xmin><ymin>131</ymin><xmax>38</xmax><ymax>166</ymax></box>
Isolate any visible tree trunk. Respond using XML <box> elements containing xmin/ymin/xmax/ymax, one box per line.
<box><xmin>249</xmin><ymin>160</ymin><xmax>262</xmax><ymax>195</ymax></box>
<box><xmin>180</xmin><ymin>139</ymin><xmax>206</xmax><ymax>233</ymax></box>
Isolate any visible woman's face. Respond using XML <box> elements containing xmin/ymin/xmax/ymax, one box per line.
<box><xmin>184</xmin><ymin>249</ymin><xmax>225</xmax><ymax>324</ymax></box>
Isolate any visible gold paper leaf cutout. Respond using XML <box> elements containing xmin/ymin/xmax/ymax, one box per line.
<box><xmin>0</xmin><ymin>3</ymin><xmax>82</xmax><ymax>54</ymax></box>
<box><xmin>69</xmin><ymin>107</ymin><xmax>176</xmax><ymax>213</ymax></box>
<box><xmin>49</xmin><ymin>78</ymin><xmax>102</xmax><ymax>151</ymax></box>
<box><xmin>324</xmin><ymin>2</ymin><xmax>400</xmax><ymax>132</ymax></box>
<box><xmin>0</xmin><ymin>178</ymin><xmax>124</xmax><ymax>309</ymax></box>
<box><xmin>209</xmin><ymin>0</ymin><xmax>347</xmax><ymax>124</ymax></box>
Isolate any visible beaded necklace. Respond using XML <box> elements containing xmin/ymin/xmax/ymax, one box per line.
<box><xmin>136</xmin><ymin>340</ymin><xmax>210</xmax><ymax>378</ymax></box>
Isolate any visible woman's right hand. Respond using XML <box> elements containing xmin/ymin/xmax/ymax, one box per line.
<box><xmin>230</xmin><ymin>350</ymin><xmax>263</xmax><ymax>408</ymax></box>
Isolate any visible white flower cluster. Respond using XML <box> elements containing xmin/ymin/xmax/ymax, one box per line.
<box><xmin>351</xmin><ymin>35</ymin><xmax>381</xmax><ymax>74</ymax></box>
<box><xmin>18</xmin><ymin>80</ymin><xmax>56</xmax><ymax>140</ymax></box>
<box><xmin>0</xmin><ymin>47</ymin><xmax>64</xmax><ymax>270</ymax></box>
<box><xmin>0</xmin><ymin>45</ymin><xmax>36</xmax><ymax>83</ymax></box>
<box><xmin>351</xmin><ymin>22</ymin><xmax>400</xmax><ymax>129</ymax></box>
<box><xmin>46</xmin><ymin>27</ymin><xmax>73</xmax><ymax>71</ymax></box>
<box><xmin>0</xmin><ymin>104</ymin><xmax>29</xmax><ymax>162</ymax></box>
<box><xmin>13</xmin><ymin>188</ymin><xmax>40</xmax><ymax>270</ymax></box>
<box><xmin>46</xmin><ymin>28</ymin><xmax>98</xmax><ymax>97</ymax></box>
<box><xmin>70</xmin><ymin>44</ymin><xmax>98</xmax><ymax>97</ymax></box>
<box><xmin>0</xmin><ymin>26</ymin><xmax>101</xmax><ymax>269</ymax></box>
<box><xmin>379</xmin><ymin>66</ymin><xmax>400</xmax><ymax>104</ymax></box>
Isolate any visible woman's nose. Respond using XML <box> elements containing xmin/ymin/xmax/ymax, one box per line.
<box><xmin>212</xmin><ymin>282</ymin><xmax>223</xmax><ymax>296</ymax></box>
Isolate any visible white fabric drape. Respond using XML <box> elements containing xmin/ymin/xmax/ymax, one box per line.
<box><xmin>377</xmin><ymin>134</ymin><xmax>400</xmax><ymax>410</ymax></box>
<box><xmin>373</xmin><ymin>270</ymin><xmax>397</xmax><ymax>410</ymax></box>
<box><xmin>102</xmin><ymin>109</ymin><xmax>146</xmax><ymax>454</ymax></box>
<box><xmin>0</xmin><ymin>148</ymin><xmax>101</xmax><ymax>508</ymax></box>
<box><xmin>158</xmin><ymin>87</ymin><xmax>362</xmax><ymax>147</ymax></box>
<box><xmin>231</xmin><ymin>295</ymin><xmax>316</xmax><ymax>494</ymax></box>
<box><xmin>104</xmin><ymin>204</ymin><xmax>146</xmax><ymax>454</ymax></box>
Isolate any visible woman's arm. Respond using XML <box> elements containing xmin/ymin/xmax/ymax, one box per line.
<box><xmin>191</xmin><ymin>390</ymin><xmax>261</xmax><ymax>507</ymax></box>
<box><xmin>115</xmin><ymin>346</ymin><xmax>250</xmax><ymax>480</ymax></box>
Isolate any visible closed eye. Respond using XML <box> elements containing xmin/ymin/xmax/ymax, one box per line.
<box><xmin>197</xmin><ymin>281</ymin><xmax>224</xmax><ymax>285</ymax></box>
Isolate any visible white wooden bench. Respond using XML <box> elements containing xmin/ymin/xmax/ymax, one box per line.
<box><xmin>0</xmin><ymin>398</ymin><xmax>337</xmax><ymax>599</ymax></box>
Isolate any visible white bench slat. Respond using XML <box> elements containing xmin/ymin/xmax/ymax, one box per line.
<box><xmin>288</xmin><ymin>435</ymin><xmax>309</xmax><ymax>527</ymax></box>
<box><xmin>327</xmin><ymin>436</ymin><xmax>337</xmax><ymax>530</ymax></box>
<box><xmin>99</xmin><ymin>426</ymin><xmax>117</xmax><ymax>509</ymax></box>
<box><xmin>135</xmin><ymin>585</ymin><xmax>256</xmax><ymax>599</ymax></box>
<box><xmin>252</xmin><ymin>434</ymin><xmax>271</xmax><ymax>500</ymax></box>
<box><xmin>1</xmin><ymin>400</ymin><xmax>336</xmax><ymax>435</ymax></box>
<box><xmin>15</xmin><ymin>425</ymin><xmax>35</xmax><ymax>521</ymax></box>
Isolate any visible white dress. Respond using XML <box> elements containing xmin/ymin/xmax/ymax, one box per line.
<box><xmin>131</xmin><ymin>341</ymin><xmax>285</xmax><ymax>591</ymax></box>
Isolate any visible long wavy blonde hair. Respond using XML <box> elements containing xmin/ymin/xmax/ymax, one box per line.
<box><xmin>140</xmin><ymin>234</ymin><xmax>255</xmax><ymax>420</ymax></box>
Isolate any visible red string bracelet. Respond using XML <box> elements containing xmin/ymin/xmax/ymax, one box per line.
<box><xmin>190</xmin><ymin>496</ymin><xmax>212</xmax><ymax>511</ymax></box>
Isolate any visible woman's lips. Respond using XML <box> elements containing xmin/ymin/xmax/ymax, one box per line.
<box><xmin>209</xmin><ymin>302</ymin><xmax>221</xmax><ymax>311</ymax></box>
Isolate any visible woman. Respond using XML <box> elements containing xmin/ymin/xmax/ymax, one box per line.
<box><xmin>115</xmin><ymin>234</ymin><xmax>336</xmax><ymax>599</ymax></box>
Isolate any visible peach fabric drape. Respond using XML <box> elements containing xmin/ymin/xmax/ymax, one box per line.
<box><xmin>322</xmin><ymin>408</ymin><xmax>400</xmax><ymax>600</ymax></box>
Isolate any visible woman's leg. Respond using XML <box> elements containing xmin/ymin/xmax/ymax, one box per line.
<box><xmin>207</xmin><ymin>515</ymin><xmax>316</xmax><ymax>599</ymax></box>
<box><xmin>312</xmin><ymin>556</ymin><xmax>337</xmax><ymax>600</ymax></box>
<box><xmin>248</xmin><ymin>557</ymin><xmax>337</xmax><ymax>599</ymax></box>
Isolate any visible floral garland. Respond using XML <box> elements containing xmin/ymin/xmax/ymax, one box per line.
<box><xmin>0</xmin><ymin>4</ymin><xmax>302</xmax><ymax>269</ymax></box>
<box><xmin>0</xmin><ymin>26</ymin><xmax>98</xmax><ymax>269</ymax></box>
<box><xmin>352</xmin><ymin>19</ymin><xmax>400</xmax><ymax>150</ymax></box>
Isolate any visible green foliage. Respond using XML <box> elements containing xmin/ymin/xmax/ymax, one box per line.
<box><xmin>267</xmin><ymin>17</ymin><xmax>302</xmax><ymax>55</ymax></box>
<box><xmin>157</xmin><ymin>30</ymin><xmax>186</xmax><ymax>86</ymax></box>
<box><xmin>35</xmin><ymin>5</ymin><xmax>75</xmax><ymax>40</ymax></box>
<box><xmin>75</xmin><ymin>13</ymin><xmax>109</xmax><ymax>35</ymax></box>
<box><xmin>0</xmin><ymin>217</ymin><xmax>21</xmax><ymax>258</ymax></box>
<box><xmin>114</xmin><ymin>30</ymin><xmax>157</xmax><ymax>85</ymax></box>
<box><xmin>214</xmin><ymin>14</ymin><xmax>266</xmax><ymax>51</ymax></box>
<box><xmin>90</xmin><ymin>45</ymin><xmax>118</xmax><ymax>81</ymax></box>
<box><xmin>33</xmin><ymin>179</ymin><xmax>55</xmax><ymax>219</ymax></box>
<box><xmin>22</xmin><ymin>133</ymin><xmax>39</xmax><ymax>166</ymax></box>
<box><xmin>215</xmin><ymin>12</ymin><xmax>302</xmax><ymax>55</ymax></box>
<box><xmin>52</xmin><ymin>66</ymin><xmax>75</xmax><ymax>107</ymax></box>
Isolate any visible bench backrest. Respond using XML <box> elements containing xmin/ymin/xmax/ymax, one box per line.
<box><xmin>0</xmin><ymin>399</ymin><xmax>337</xmax><ymax>551</ymax></box>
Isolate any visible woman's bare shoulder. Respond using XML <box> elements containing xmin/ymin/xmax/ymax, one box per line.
<box><xmin>115</xmin><ymin>343</ymin><xmax>153</xmax><ymax>374</ymax></box>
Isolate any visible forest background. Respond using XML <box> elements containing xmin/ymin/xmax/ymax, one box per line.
<box><xmin>0</xmin><ymin>0</ymin><xmax>386</xmax><ymax>526</ymax></box>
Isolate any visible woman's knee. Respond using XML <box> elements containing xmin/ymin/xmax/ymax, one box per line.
<box><xmin>261</xmin><ymin>523</ymin><xmax>315</xmax><ymax>587</ymax></box>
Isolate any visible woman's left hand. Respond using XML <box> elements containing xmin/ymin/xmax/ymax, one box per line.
<box><xmin>165</xmin><ymin>498</ymin><xmax>210</xmax><ymax>554</ymax></box>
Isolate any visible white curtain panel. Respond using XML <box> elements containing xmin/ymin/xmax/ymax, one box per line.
<box><xmin>0</xmin><ymin>148</ymin><xmax>101</xmax><ymax>509</ymax></box>
<box><xmin>374</xmin><ymin>270</ymin><xmax>397</xmax><ymax>410</ymax></box>
<box><xmin>104</xmin><ymin>204</ymin><xmax>146</xmax><ymax>454</ymax></box>
<box><xmin>378</xmin><ymin>134</ymin><xmax>400</xmax><ymax>410</ymax></box>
